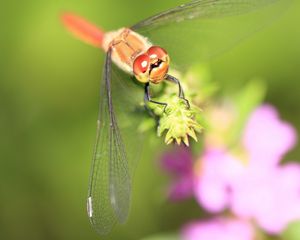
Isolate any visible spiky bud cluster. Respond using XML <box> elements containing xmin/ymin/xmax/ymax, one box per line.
<box><xmin>148</xmin><ymin>96</ymin><xmax>203</xmax><ymax>146</ymax></box>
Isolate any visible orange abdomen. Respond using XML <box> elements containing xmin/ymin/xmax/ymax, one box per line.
<box><xmin>61</xmin><ymin>12</ymin><xmax>152</xmax><ymax>74</ymax></box>
<box><xmin>62</xmin><ymin>13</ymin><xmax>105</xmax><ymax>48</ymax></box>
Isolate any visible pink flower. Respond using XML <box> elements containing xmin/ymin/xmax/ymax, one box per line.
<box><xmin>195</xmin><ymin>104</ymin><xmax>300</xmax><ymax>233</ymax></box>
<box><xmin>231</xmin><ymin>163</ymin><xmax>300</xmax><ymax>233</ymax></box>
<box><xmin>194</xmin><ymin>149</ymin><xmax>244</xmax><ymax>212</ymax></box>
<box><xmin>161</xmin><ymin>146</ymin><xmax>194</xmax><ymax>201</ymax></box>
<box><xmin>243</xmin><ymin>105</ymin><xmax>297</xmax><ymax>168</ymax></box>
<box><xmin>182</xmin><ymin>217</ymin><xmax>254</xmax><ymax>240</ymax></box>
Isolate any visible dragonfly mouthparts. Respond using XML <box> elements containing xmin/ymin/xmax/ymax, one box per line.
<box><xmin>150</xmin><ymin>59</ymin><xmax>163</xmax><ymax>70</ymax></box>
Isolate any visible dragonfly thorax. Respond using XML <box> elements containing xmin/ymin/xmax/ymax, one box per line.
<box><xmin>103</xmin><ymin>28</ymin><xmax>169</xmax><ymax>84</ymax></box>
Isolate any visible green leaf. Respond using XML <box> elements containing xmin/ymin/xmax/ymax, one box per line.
<box><xmin>140</xmin><ymin>233</ymin><xmax>181</xmax><ymax>240</ymax></box>
<box><xmin>228</xmin><ymin>78</ymin><xmax>266</xmax><ymax>146</ymax></box>
<box><xmin>282</xmin><ymin>221</ymin><xmax>300</xmax><ymax>240</ymax></box>
<box><xmin>183</xmin><ymin>64</ymin><xmax>219</xmax><ymax>104</ymax></box>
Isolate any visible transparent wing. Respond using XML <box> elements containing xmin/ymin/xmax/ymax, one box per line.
<box><xmin>132</xmin><ymin>0</ymin><xmax>289</xmax><ymax>70</ymax></box>
<box><xmin>87</xmin><ymin>49</ymin><xmax>145</xmax><ymax>234</ymax></box>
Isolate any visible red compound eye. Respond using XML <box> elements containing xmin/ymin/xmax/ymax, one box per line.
<box><xmin>133</xmin><ymin>54</ymin><xmax>150</xmax><ymax>75</ymax></box>
<box><xmin>147</xmin><ymin>46</ymin><xmax>168</xmax><ymax>60</ymax></box>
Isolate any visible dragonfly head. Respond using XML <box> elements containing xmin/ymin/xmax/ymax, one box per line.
<box><xmin>133</xmin><ymin>46</ymin><xmax>170</xmax><ymax>84</ymax></box>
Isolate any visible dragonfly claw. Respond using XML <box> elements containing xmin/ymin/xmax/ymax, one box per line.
<box><xmin>181</xmin><ymin>97</ymin><xmax>190</xmax><ymax>109</ymax></box>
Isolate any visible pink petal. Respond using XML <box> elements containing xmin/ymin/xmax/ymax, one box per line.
<box><xmin>231</xmin><ymin>163</ymin><xmax>300</xmax><ymax>234</ymax></box>
<box><xmin>243</xmin><ymin>104</ymin><xmax>297</xmax><ymax>166</ymax></box>
<box><xmin>256</xmin><ymin>164</ymin><xmax>300</xmax><ymax>233</ymax></box>
<box><xmin>168</xmin><ymin>175</ymin><xmax>194</xmax><ymax>201</ymax></box>
<box><xmin>194</xmin><ymin>149</ymin><xmax>245</xmax><ymax>212</ymax></box>
<box><xmin>195</xmin><ymin>176</ymin><xmax>229</xmax><ymax>212</ymax></box>
<box><xmin>182</xmin><ymin>218</ymin><xmax>254</xmax><ymax>240</ymax></box>
<box><xmin>161</xmin><ymin>146</ymin><xmax>193</xmax><ymax>175</ymax></box>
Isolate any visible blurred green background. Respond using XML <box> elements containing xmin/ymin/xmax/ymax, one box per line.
<box><xmin>1</xmin><ymin>0</ymin><xmax>300</xmax><ymax>239</ymax></box>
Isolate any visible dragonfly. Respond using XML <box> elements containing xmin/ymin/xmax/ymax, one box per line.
<box><xmin>62</xmin><ymin>0</ymin><xmax>287</xmax><ymax>235</ymax></box>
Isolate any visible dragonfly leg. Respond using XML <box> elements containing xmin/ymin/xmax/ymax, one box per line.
<box><xmin>143</xmin><ymin>92</ymin><xmax>157</xmax><ymax>119</ymax></box>
<box><xmin>165</xmin><ymin>74</ymin><xmax>190</xmax><ymax>108</ymax></box>
<box><xmin>144</xmin><ymin>82</ymin><xmax>168</xmax><ymax>112</ymax></box>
